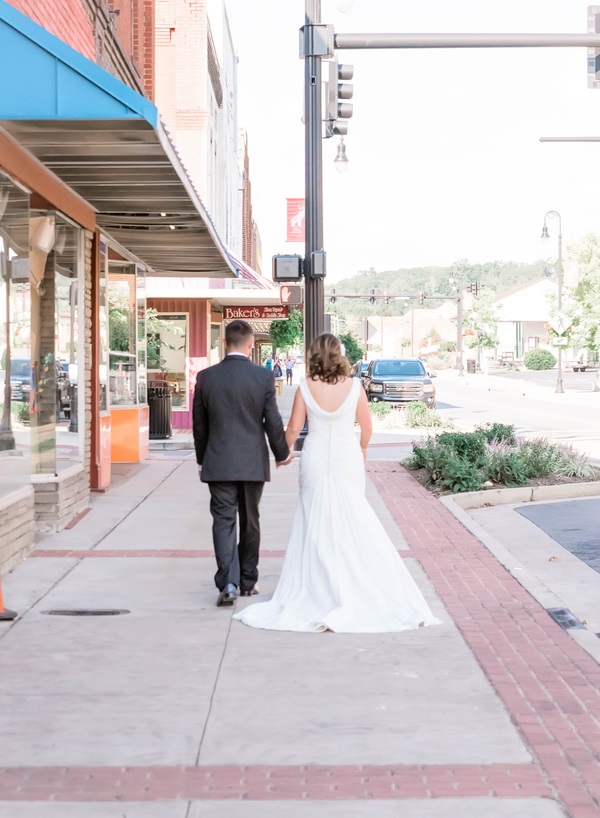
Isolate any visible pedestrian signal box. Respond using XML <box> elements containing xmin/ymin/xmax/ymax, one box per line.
<box><xmin>272</xmin><ymin>254</ymin><xmax>304</xmax><ymax>282</ymax></box>
<box><xmin>280</xmin><ymin>285</ymin><xmax>303</xmax><ymax>306</ymax></box>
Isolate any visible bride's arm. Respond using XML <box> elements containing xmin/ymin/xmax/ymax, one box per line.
<box><xmin>285</xmin><ymin>389</ymin><xmax>307</xmax><ymax>449</ymax></box>
<box><xmin>356</xmin><ymin>387</ymin><xmax>372</xmax><ymax>458</ymax></box>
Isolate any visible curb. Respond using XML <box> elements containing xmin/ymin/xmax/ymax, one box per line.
<box><xmin>448</xmin><ymin>480</ymin><xmax>600</xmax><ymax>509</ymax></box>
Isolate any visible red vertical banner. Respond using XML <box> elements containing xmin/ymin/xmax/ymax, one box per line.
<box><xmin>286</xmin><ymin>198</ymin><xmax>305</xmax><ymax>242</ymax></box>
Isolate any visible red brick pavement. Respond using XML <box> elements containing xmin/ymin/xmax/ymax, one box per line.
<box><xmin>5</xmin><ymin>464</ymin><xmax>600</xmax><ymax>814</ymax></box>
<box><xmin>368</xmin><ymin>463</ymin><xmax>600</xmax><ymax>818</ymax></box>
<box><xmin>0</xmin><ymin>763</ymin><xmax>550</xmax><ymax>801</ymax></box>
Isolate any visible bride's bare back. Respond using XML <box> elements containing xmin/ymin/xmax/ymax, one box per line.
<box><xmin>305</xmin><ymin>376</ymin><xmax>354</xmax><ymax>413</ymax></box>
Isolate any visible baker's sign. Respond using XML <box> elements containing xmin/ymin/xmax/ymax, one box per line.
<box><xmin>224</xmin><ymin>305</ymin><xmax>289</xmax><ymax>320</ymax></box>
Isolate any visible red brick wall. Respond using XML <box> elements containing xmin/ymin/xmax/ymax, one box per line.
<box><xmin>7</xmin><ymin>0</ymin><xmax>95</xmax><ymax>60</ymax></box>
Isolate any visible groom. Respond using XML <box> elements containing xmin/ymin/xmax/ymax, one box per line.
<box><xmin>193</xmin><ymin>319</ymin><xmax>290</xmax><ymax>606</ymax></box>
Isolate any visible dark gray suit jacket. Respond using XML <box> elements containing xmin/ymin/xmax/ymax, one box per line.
<box><xmin>192</xmin><ymin>355</ymin><xmax>289</xmax><ymax>482</ymax></box>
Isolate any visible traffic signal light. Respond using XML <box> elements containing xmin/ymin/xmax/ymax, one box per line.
<box><xmin>418</xmin><ymin>291</ymin><xmax>424</xmax><ymax>306</ymax></box>
<box><xmin>467</xmin><ymin>281</ymin><xmax>480</xmax><ymax>295</ymax></box>
<box><xmin>369</xmin><ymin>288</ymin><xmax>375</xmax><ymax>305</ymax></box>
<box><xmin>325</xmin><ymin>58</ymin><xmax>354</xmax><ymax>137</ymax></box>
<box><xmin>329</xmin><ymin>288</ymin><xmax>336</xmax><ymax>304</ymax></box>
<box><xmin>383</xmin><ymin>289</ymin><xmax>390</xmax><ymax>305</ymax></box>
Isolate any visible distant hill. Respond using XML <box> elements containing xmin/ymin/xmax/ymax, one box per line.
<box><xmin>328</xmin><ymin>259</ymin><xmax>552</xmax><ymax>325</ymax></box>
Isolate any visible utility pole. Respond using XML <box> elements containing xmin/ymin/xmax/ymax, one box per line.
<box><xmin>456</xmin><ymin>290</ymin><xmax>464</xmax><ymax>377</ymax></box>
<box><xmin>303</xmin><ymin>0</ymin><xmax>325</xmax><ymax>353</ymax></box>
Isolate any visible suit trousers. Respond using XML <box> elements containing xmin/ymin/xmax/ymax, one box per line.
<box><xmin>208</xmin><ymin>481</ymin><xmax>264</xmax><ymax>592</ymax></box>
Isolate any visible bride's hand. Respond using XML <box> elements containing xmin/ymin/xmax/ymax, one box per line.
<box><xmin>361</xmin><ymin>445</ymin><xmax>368</xmax><ymax>462</ymax></box>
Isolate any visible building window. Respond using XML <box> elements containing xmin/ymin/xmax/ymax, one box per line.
<box><xmin>107</xmin><ymin>260</ymin><xmax>148</xmax><ymax>407</ymax></box>
<box><xmin>147</xmin><ymin>313</ymin><xmax>189</xmax><ymax>411</ymax></box>
<box><xmin>0</xmin><ymin>173</ymin><xmax>30</xmax><ymax>496</ymax></box>
<box><xmin>29</xmin><ymin>212</ymin><xmax>83</xmax><ymax>475</ymax></box>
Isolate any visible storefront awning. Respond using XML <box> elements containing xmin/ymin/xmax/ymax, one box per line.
<box><xmin>0</xmin><ymin>0</ymin><xmax>237</xmax><ymax>278</ymax></box>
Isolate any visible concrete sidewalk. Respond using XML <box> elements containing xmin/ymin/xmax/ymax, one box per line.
<box><xmin>0</xmin><ymin>453</ymin><xmax>599</xmax><ymax>816</ymax></box>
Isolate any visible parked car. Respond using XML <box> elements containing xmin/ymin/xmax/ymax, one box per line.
<box><xmin>351</xmin><ymin>360</ymin><xmax>369</xmax><ymax>379</ymax></box>
<box><xmin>361</xmin><ymin>357</ymin><xmax>436</xmax><ymax>408</ymax></box>
<box><xmin>10</xmin><ymin>358</ymin><xmax>31</xmax><ymax>403</ymax></box>
<box><xmin>10</xmin><ymin>357</ymin><xmax>71</xmax><ymax>418</ymax></box>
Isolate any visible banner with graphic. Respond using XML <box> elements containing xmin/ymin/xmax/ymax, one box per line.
<box><xmin>286</xmin><ymin>198</ymin><xmax>305</xmax><ymax>242</ymax></box>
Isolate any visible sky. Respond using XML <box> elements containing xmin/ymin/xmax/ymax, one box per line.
<box><xmin>225</xmin><ymin>0</ymin><xmax>600</xmax><ymax>282</ymax></box>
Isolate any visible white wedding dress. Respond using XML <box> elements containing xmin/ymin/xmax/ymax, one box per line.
<box><xmin>233</xmin><ymin>378</ymin><xmax>441</xmax><ymax>633</ymax></box>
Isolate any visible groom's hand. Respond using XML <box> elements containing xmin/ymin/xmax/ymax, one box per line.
<box><xmin>276</xmin><ymin>454</ymin><xmax>294</xmax><ymax>468</ymax></box>
<box><xmin>197</xmin><ymin>464</ymin><xmax>203</xmax><ymax>481</ymax></box>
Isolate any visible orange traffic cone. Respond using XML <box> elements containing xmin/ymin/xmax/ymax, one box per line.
<box><xmin>0</xmin><ymin>578</ymin><xmax>16</xmax><ymax>621</ymax></box>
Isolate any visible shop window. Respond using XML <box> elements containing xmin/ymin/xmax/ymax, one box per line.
<box><xmin>107</xmin><ymin>261</ymin><xmax>148</xmax><ymax>406</ymax></box>
<box><xmin>147</xmin><ymin>313</ymin><xmax>189</xmax><ymax>411</ymax></box>
<box><xmin>98</xmin><ymin>243</ymin><xmax>109</xmax><ymax>412</ymax></box>
<box><xmin>210</xmin><ymin>323</ymin><xmax>221</xmax><ymax>365</ymax></box>
<box><xmin>0</xmin><ymin>174</ymin><xmax>30</xmax><ymax>497</ymax></box>
<box><xmin>29</xmin><ymin>213</ymin><xmax>83</xmax><ymax>475</ymax></box>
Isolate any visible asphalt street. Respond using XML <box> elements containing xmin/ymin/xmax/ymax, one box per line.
<box><xmin>434</xmin><ymin>371</ymin><xmax>600</xmax><ymax>462</ymax></box>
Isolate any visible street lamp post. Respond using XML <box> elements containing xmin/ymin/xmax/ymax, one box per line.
<box><xmin>449</xmin><ymin>272</ymin><xmax>465</xmax><ymax>377</ymax></box>
<box><xmin>541</xmin><ymin>210</ymin><xmax>564</xmax><ymax>394</ymax></box>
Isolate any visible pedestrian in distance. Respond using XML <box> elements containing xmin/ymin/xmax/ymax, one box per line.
<box><xmin>264</xmin><ymin>355</ymin><xmax>273</xmax><ymax>371</ymax></box>
<box><xmin>234</xmin><ymin>332</ymin><xmax>442</xmax><ymax>633</ymax></box>
<box><xmin>272</xmin><ymin>359</ymin><xmax>283</xmax><ymax>379</ymax></box>
<box><xmin>193</xmin><ymin>320</ymin><xmax>292</xmax><ymax>606</ymax></box>
<box><xmin>285</xmin><ymin>355</ymin><xmax>295</xmax><ymax>385</ymax></box>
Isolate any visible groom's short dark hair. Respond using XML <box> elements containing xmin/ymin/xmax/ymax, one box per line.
<box><xmin>225</xmin><ymin>319</ymin><xmax>253</xmax><ymax>349</ymax></box>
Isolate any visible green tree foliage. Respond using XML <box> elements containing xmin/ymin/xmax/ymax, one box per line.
<box><xmin>270</xmin><ymin>308</ymin><xmax>303</xmax><ymax>355</ymax></box>
<box><xmin>330</xmin><ymin>258</ymin><xmax>549</xmax><ymax>325</ymax></box>
<box><xmin>563</xmin><ymin>234</ymin><xmax>600</xmax><ymax>357</ymax></box>
<box><xmin>463</xmin><ymin>292</ymin><xmax>500</xmax><ymax>351</ymax></box>
<box><xmin>338</xmin><ymin>332</ymin><xmax>364</xmax><ymax>365</ymax></box>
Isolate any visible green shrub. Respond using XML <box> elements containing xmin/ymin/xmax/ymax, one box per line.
<box><xmin>437</xmin><ymin>431</ymin><xmax>487</xmax><ymax>466</ymax></box>
<box><xmin>524</xmin><ymin>349</ymin><xmax>556</xmax><ymax>370</ymax></box>
<box><xmin>440</xmin><ymin>455</ymin><xmax>482</xmax><ymax>493</ymax></box>
<box><xmin>483</xmin><ymin>445</ymin><xmax>528</xmax><ymax>487</ymax></box>
<box><xmin>519</xmin><ymin>438</ymin><xmax>559</xmax><ymax>478</ymax></box>
<box><xmin>553</xmin><ymin>443</ymin><xmax>596</xmax><ymax>478</ymax></box>
<box><xmin>476</xmin><ymin>422</ymin><xmax>517</xmax><ymax>446</ymax></box>
<box><xmin>404</xmin><ymin>401</ymin><xmax>444</xmax><ymax>428</ymax></box>
<box><xmin>369</xmin><ymin>401</ymin><xmax>392</xmax><ymax>419</ymax></box>
<box><xmin>408</xmin><ymin>437</ymin><xmax>452</xmax><ymax>483</ymax></box>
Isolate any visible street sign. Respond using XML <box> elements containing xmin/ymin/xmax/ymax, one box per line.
<box><xmin>552</xmin><ymin>337</ymin><xmax>569</xmax><ymax>347</ymax></box>
<box><xmin>355</xmin><ymin>318</ymin><xmax>377</xmax><ymax>341</ymax></box>
<box><xmin>548</xmin><ymin>312</ymin><xmax>570</xmax><ymax>336</ymax></box>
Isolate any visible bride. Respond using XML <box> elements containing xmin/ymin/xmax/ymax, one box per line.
<box><xmin>234</xmin><ymin>333</ymin><xmax>441</xmax><ymax>633</ymax></box>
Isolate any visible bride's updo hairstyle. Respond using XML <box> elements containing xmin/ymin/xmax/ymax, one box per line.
<box><xmin>307</xmin><ymin>333</ymin><xmax>350</xmax><ymax>384</ymax></box>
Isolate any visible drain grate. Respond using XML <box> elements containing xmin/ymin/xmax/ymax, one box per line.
<box><xmin>546</xmin><ymin>607</ymin><xmax>585</xmax><ymax>630</ymax></box>
<box><xmin>42</xmin><ymin>609</ymin><xmax>130</xmax><ymax>617</ymax></box>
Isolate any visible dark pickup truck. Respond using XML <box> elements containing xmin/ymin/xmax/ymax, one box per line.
<box><xmin>361</xmin><ymin>358</ymin><xmax>436</xmax><ymax>408</ymax></box>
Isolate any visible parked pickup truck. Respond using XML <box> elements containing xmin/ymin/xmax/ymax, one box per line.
<box><xmin>361</xmin><ymin>358</ymin><xmax>436</xmax><ymax>408</ymax></box>
<box><xmin>567</xmin><ymin>361</ymin><xmax>598</xmax><ymax>372</ymax></box>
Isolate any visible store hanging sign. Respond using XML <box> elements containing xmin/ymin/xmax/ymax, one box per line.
<box><xmin>224</xmin><ymin>305</ymin><xmax>289</xmax><ymax>320</ymax></box>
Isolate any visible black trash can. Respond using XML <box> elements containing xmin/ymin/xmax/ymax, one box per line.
<box><xmin>466</xmin><ymin>359</ymin><xmax>476</xmax><ymax>374</ymax></box>
<box><xmin>148</xmin><ymin>383</ymin><xmax>173</xmax><ymax>440</ymax></box>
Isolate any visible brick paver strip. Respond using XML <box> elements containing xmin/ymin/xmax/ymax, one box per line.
<box><xmin>0</xmin><ymin>764</ymin><xmax>549</xmax><ymax>801</ymax></box>
<box><xmin>30</xmin><ymin>549</ymin><xmax>417</xmax><ymax>559</ymax></box>
<box><xmin>368</xmin><ymin>463</ymin><xmax>600</xmax><ymax>817</ymax></box>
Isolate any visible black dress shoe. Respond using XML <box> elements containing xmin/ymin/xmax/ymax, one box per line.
<box><xmin>240</xmin><ymin>584</ymin><xmax>259</xmax><ymax>597</ymax></box>
<box><xmin>217</xmin><ymin>583</ymin><xmax>238</xmax><ymax>606</ymax></box>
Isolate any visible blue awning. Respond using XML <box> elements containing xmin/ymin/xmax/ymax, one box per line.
<box><xmin>0</xmin><ymin>0</ymin><xmax>237</xmax><ymax>278</ymax></box>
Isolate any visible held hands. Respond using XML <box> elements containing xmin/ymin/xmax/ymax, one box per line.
<box><xmin>276</xmin><ymin>454</ymin><xmax>294</xmax><ymax>468</ymax></box>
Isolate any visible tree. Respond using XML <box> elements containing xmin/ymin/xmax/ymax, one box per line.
<box><xmin>270</xmin><ymin>308</ymin><xmax>303</xmax><ymax>356</ymax></box>
<box><xmin>338</xmin><ymin>332</ymin><xmax>364</xmax><ymax>365</ymax></box>
<box><xmin>563</xmin><ymin>234</ymin><xmax>600</xmax><ymax>360</ymax></box>
<box><xmin>463</xmin><ymin>292</ymin><xmax>500</xmax><ymax>370</ymax></box>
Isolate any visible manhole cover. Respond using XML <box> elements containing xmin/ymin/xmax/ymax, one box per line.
<box><xmin>42</xmin><ymin>609</ymin><xmax>130</xmax><ymax>616</ymax></box>
<box><xmin>546</xmin><ymin>607</ymin><xmax>585</xmax><ymax>630</ymax></box>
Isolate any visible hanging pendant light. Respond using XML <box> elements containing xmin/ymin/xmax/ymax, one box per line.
<box><xmin>334</xmin><ymin>138</ymin><xmax>349</xmax><ymax>174</ymax></box>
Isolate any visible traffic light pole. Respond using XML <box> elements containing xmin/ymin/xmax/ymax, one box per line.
<box><xmin>303</xmin><ymin>0</ymin><xmax>325</xmax><ymax>354</ymax></box>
